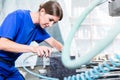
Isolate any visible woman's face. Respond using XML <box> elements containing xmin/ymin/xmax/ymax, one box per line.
<box><xmin>39</xmin><ymin>8</ymin><xmax>60</xmax><ymax>28</ymax></box>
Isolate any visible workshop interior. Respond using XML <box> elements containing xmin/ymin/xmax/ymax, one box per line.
<box><xmin>1</xmin><ymin>0</ymin><xmax>120</xmax><ymax>80</ymax></box>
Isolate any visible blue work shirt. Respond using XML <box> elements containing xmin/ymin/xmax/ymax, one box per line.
<box><xmin>0</xmin><ymin>9</ymin><xmax>50</xmax><ymax>63</ymax></box>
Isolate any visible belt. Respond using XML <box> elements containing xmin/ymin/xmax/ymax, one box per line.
<box><xmin>0</xmin><ymin>58</ymin><xmax>13</xmax><ymax>65</ymax></box>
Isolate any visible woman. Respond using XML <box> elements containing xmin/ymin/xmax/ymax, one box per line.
<box><xmin>0</xmin><ymin>1</ymin><xmax>63</xmax><ymax>80</ymax></box>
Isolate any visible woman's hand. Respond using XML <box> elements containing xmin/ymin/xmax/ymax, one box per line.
<box><xmin>31</xmin><ymin>46</ymin><xmax>52</xmax><ymax>57</ymax></box>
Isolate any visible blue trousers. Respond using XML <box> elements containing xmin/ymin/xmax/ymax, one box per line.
<box><xmin>0</xmin><ymin>62</ymin><xmax>25</xmax><ymax>80</ymax></box>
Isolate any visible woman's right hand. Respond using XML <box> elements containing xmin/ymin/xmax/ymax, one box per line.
<box><xmin>31</xmin><ymin>46</ymin><xmax>52</xmax><ymax>57</ymax></box>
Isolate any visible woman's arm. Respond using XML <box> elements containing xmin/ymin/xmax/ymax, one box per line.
<box><xmin>0</xmin><ymin>37</ymin><xmax>52</xmax><ymax>57</ymax></box>
<box><xmin>45</xmin><ymin>37</ymin><xmax>63</xmax><ymax>52</ymax></box>
<box><xmin>0</xmin><ymin>37</ymin><xmax>33</xmax><ymax>53</ymax></box>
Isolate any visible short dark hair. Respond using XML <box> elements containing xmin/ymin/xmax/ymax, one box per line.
<box><xmin>38</xmin><ymin>1</ymin><xmax>63</xmax><ymax>21</ymax></box>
